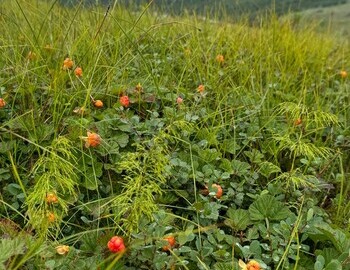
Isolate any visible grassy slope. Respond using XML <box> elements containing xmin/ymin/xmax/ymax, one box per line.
<box><xmin>0</xmin><ymin>0</ymin><xmax>350</xmax><ymax>268</ymax></box>
<box><xmin>1</xmin><ymin>0</ymin><xmax>349</xmax><ymax>233</ymax></box>
<box><xmin>59</xmin><ymin>0</ymin><xmax>348</xmax><ymax>18</ymax></box>
<box><xmin>295</xmin><ymin>1</ymin><xmax>350</xmax><ymax>37</ymax></box>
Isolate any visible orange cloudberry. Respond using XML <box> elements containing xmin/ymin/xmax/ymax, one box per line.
<box><xmin>340</xmin><ymin>70</ymin><xmax>348</xmax><ymax>79</ymax></box>
<box><xmin>216</xmin><ymin>54</ymin><xmax>224</xmax><ymax>63</ymax></box>
<box><xmin>85</xmin><ymin>132</ymin><xmax>101</xmax><ymax>148</ymax></box>
<box><xmin>0</xmin><ymin>98</ymin><xmax>6</xmax><ymax>108</ymax></box>
<box><xmin>120</xmin><ymin>95</ymin><xmax>130</xmax><ymax>107</ymax></box>
<box><xmin>74</xmin><ymin>67</ymin><xmax>83</xmax><ymax>77</ymax></box>
<box><xmin>63</xmin><ymin>57</ymin><xmax>74</xmax><ymax>70</ymax></box>
<box><xmin>94</xmin><ymin>100</ymin><xmax>103</xmax><ymax>108</ymax></box>
<box><xmin>197</xmin><ymin>84</ymin><xmax>205</xmax><ymax>93</ymax></box>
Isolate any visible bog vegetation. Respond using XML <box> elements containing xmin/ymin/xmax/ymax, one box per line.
<box><xmin>0</xmin><ymin>0</ymin><xmax>349</xmax><ymax>269</ymax></box>
<box><xmin>59</xmin><ymin>0</ymin><xmax>348</xmax><ymax>17</ymax></box>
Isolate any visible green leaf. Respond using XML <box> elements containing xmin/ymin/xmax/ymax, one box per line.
<box><xmin>247</xmin><ymin>226</ymin><xmax>259</xmax><ymax>240</ymax></box>
<box><xmin>307</xmin><ymin>208</ymin><xmax>314</xmax><ymax>222</ymax></box>
<box><xmin>338</xmin><ymin>252</ymin><xmax>350</xmax><ymax>265</ymax></box>
<box><xmin>314</xmin><ymin>255</ymin><xmax>325</xmax><ymax>270</ymax></box>
<box><xmin>81</xmin><ymin>175</ymin><xmax>100</xmax><ymax>190</ymax></box>
<box><xmin>249</xmin><ymin>194</ymin><xmax>290</xmax><ymax>221</ymax></box>
<box><xmin>0</xmin><ymin>141</ymin><xmax>16</xmax><ymax>153</ymax></box>
<box><xmin>315</xmin><ymin>248</ymin><xmax>340</xmax><ymax>266</ymax></box>
<box><xmin>325</xmin><ymin>260</ymin><xmax>342</xmax><ymax>270</ymax></box>
<box><xmin>222</xmin><ymin>139</ymin><xmax>239</xmax><ymax>154</ymax></box>
<box><xmin>244</xmin><ymin>149</ymin><xmax>264</xmax><ymax>163</ymax></box>
<box><xmin>258</xmin><ymin>161</ymin><xmax>281</xmax><ymax>178</ymax></box>
<box><xmin>198</xmin><ymin>148</ymin><xmax>221</xmax><ymax>163</ymax></box>
<box><xmin>314</xmin><ymin>223</ymin><xmax>350</xmax><ymax>253</ymax></box>
<box><xmin>249</xmin><ymin>240</ymin><xmax>262</xmax><ymax>257</ymax></box>
<box><xmin>117</xmin><ymin>123</ymin><xmax>133</xmax><ymax>132</ymax></box>
<box><xmin>114</xmin><ymin>133</ymin><xmax>129</xmax><ymax>148</ymax></box>
<box><xmin>45</xmin><ymin>260</ymin><xmax>56</xmax><ymax>269</ymax></box>
<box><xmin>178</xmin><ymin>225</ymin><xmax>195</xmax><ymax>246</ymax></box>
<box><xmin>178</xmin><ymin>246</ymin><xmax>192</xmax><ymax>253</ymax></box>
<box><xmin>212</xmin><ymin>249</ymin><xmax>231</xmax><ymax>260</ymax></box>
<box><xmin>220</xmin><ymin>159</ymin><xmax>233</xmax><ymax>174</ymax></box>
<box><xmin>6</xmin><ymin>183</ymin><xmax>22</xmax><ymax>196</ymax></box>
<box><xmin>231</xmin><ymin>159</ymin><xmax>251</xmax><ymax>176</ymax></box>
<box><xmin>201</xmin><ymin>202</ymin><xmax>220</xmax><ymax>220</ymax></box>
<box><xmin>103</xmin><ymin>140</ymin><xmax>120</xmax><ymax>155</ymax></box>
<box><xmin>224</xmin><ymin>208</ymin><xmax>252</xmax><ymax>231</ymax></box>
<box><xmin>0</xmin><ymin>238</ymin><xmax>26</xmax><ymax>269</ymax></box>
<box><xmin>202</xmin><ymin>242</ymin><xmax>214</xmax><ymax>257</ymax></box>
<box><xmin>0</xmin><ymin>168</ymin><xmax>11</xmax><ymax>181</ymax></box>
<box><xmin>214</xmin><ymin>262</ymin><xmax>236</xmax><ymax>270</ymax></box>
<box><xmin>197</xmin><ymin>129</ymin><xmax>218</xmax><ymax>146</ymax></box>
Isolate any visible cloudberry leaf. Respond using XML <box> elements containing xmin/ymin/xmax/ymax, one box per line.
<box><xmin>249</xmin><ymin>194</ymin><xmax>290</xmax><ymax>221</ymax></box>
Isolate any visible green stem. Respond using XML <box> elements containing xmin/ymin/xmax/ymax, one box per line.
<box><xmin>8</xmin><ymin>151</ymin><xmax>27</xmax><ymax>198</ymax></box>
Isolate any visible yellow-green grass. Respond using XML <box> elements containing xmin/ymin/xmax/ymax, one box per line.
<box><xmin>0</xmin><ymin>0</ymin><xmax>349</xmax><ymax>269</ymax></box>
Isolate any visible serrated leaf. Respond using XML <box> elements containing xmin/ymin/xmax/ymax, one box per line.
<box><xmin>198</xmin><ymin>148</ymin><xmax>221</xmax><ymax>163</ymax></box>
<box><xmin>0</xmin><ymin>238</ymin><xmax>26</xmax><ymax>269</ymax></box>
<box><xmin>224</xmin><ymin>208</ymin><xmax>252</xmax><ymax>231</ymax></box>
<box><xmin>197</xmin><ymin>129</ymin><xmax>218</xmax><ymax>146</ymax></box>
<box><xmin>231</xmin><ymin>159</ymin><xmax>251</xmax><ymax>176</ymax></box>
<box><xmin>0</xmin><ymin>141</ymin><xmax>16</xmax><ymax>153</ymax></box>
<box><xmin>202</xmin><ymin>202</ymin><xmax>220</xmax><ymax>220</ymax></box>
<box><xmin>249</xmin><ymin>194</ymin><xmax>290</xmax><ymax>221</ymax></box>
<box><xmin>202</xmin><ymin>243</ymin><xmax>214</xmax><ymax>257</ymax></box>
<box><xmin>220</xmin><ymin>159</ymin><xmax>233</xmax><ymax>174</ymax></box>
<box><xmin>214</xmin><ymin>262</ymin><xmax>236</xmax><ymax>270</ymax></box>
<box><xmin>81</xmin><ymin>176</ymin><xmax>99</xmax><ymax>190</ymax></box>
<box><xmin>178</xmin><ymin>226</ymin><xmax>195</xmax><ymax>246</ymax></box>
<box><xmin>315</xmin><ymin>223</ymin><xmax>350</xmax><ymax>253</ymax></box>
<box><xmin>222</xmin><ymin>139</ymin><xmax>239</xmax><ymax>154</ymax></box>
<box><xmin>244</xmin><ymin>149</ymin><xmax>264</xmax><ymax>163</ymax></box>
<box><xmin>117</xmin><ymin>123</ymin><xmax>132</xmax><ymax>132</ymax></box>
<box><xmin>103</xmin><ymin>140</ymin><xmax>120</xmax><ymax>155</ymax></box>
<box><xmin>325</xmin><ymin>260</ymin><xmax>342</xmax><ymax>270</ymax></box>
<box><xmin>258</xmin><ymin>161</ymin><xmax>281</xmax><ymax>178</ymax></box>
<box><xmin>114</xmin><ymin>133</ymin><xmax>129</xmax><ymax>148</ymax></box>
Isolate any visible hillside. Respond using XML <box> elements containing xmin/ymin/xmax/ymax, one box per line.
<box><xmin>59</xmin><ymin>0</ymin><xmax>348</xmax><ymax>17</ymax></box>
<box><xmin>295</xmin><ymin>1</ymin><xmax>350</xmax><ymax>36</ymax></box>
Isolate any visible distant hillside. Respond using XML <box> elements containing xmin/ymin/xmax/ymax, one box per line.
<box><xmin>60</xmin><ymin>0</ymin><xmax>348</xmax><ymax>17</ymax></box>
<box><xmin>293</xmin><ymin>1</ymin><xmax>350</xmax><ymax>36</ymax></box>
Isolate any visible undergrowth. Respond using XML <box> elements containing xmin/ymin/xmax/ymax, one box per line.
<box><xmin>0</xmin><ymin>0</ymin><xmax>349</xmax><ymax>269</ymax></box>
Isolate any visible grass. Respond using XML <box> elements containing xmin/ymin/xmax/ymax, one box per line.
<box><xmin>290</xmin><ymin>0</ymin><xmax>350</xmax><ymax>38</ymax></box>
<box><xmin>0</xmin><ymin>0</ymin><xmax>349</xmax><ymax>269</ymax></box>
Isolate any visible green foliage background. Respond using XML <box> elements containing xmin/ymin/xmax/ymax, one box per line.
<box><xmin>0</xmin><ymin>0</ymin><xmax>349</xmax><ymax>269</ymax></box>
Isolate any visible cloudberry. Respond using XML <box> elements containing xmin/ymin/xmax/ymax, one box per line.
<box><xmin>85</xmin><ymin>132</ymin><xmax>101</xmax><ymax>148</ymax></box>
<box><xmin>63</xmin><ymin>57</ymin><xmax>74</xmax><ymax>70</ymax></box>
<box><xmin>119</xmin><ymin>95</ymin><xmax>130</xmax><ymax>107</ymax></box>
<box><xmin>162</xmin><ymin>235</ymin><xmax>176</xmax><ymax>251</ymax></box>
<box><xmin>107</xmin><ymin>236</ymin><xmax>126</xmax><ymax>253</ymax></box>
<box><xmin>74</xmin><ymin>67</ymin><xmax>83</xmax><ymax>77</ymax></box>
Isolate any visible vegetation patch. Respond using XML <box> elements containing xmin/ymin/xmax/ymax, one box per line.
<box><xmin>0</xmin><ymin>0</ymin><xmax>349</xmax><ymax>269</ymax></box>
